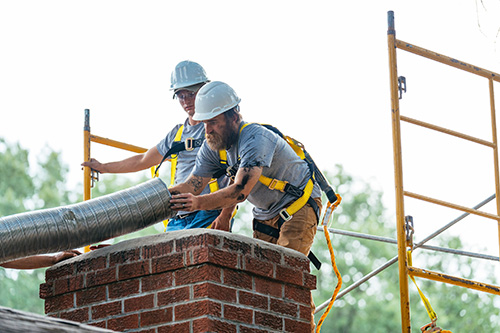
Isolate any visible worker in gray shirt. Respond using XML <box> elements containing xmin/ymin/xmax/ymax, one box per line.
<box><xmin>168</xmin><ymin>81</ymin><xmax>322</xmax><ymax>332</ymax></box>
<box><xmin>169</xmin><ymin>80</ymin><xmax>322</xmax><ymax>257</ymax></box>
<box><xmin>82</xmin><ymin>61</ymin><xmax>232</xmax><ymax>231</ymax></box>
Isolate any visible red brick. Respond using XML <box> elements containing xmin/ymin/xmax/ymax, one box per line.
<box><xmin>45</xmin><ymin>293</ymin><xmax>74</xmax><ymax>313</ymax></box>
<box><xmin>118</xmin><ymin>260</ymin><xmax>150</xmax><ymax>280</ymax></box>
<box><xmin>283</xmin><ymin>253</ymin><xmax>310</xmax><ymax>271</ymax></box>
<box><xmin>254</xmin><ymin>276</ymin><xmax>282</xmax><ymax>298</ymax></box>
<box><xmin>157</xmin><ymin>286</ymin><xmax>190</xmax><ymax>306</ymax></box>
<box><xmin>108</xmin><ymin>279</ymin><xmax>140</xmax><ymax>299</ymax></box>
<box><xmin>91</xmin><ymin>300</ymin><xmax>122</xmax><ymax>320</ymax></box>
<box><xmin>76</xmin><ymin>285</ymin><xmax>106</xmax><ymax>306</ymax></box>
<box><xmin>143</xmin><ymin>240</ymin><xmax>175</xmax><ymax>259</ymax></box>
<box><xmin>270</xmin><ymin>298</ymin><xmax>297</xmax><ymax>317</ymax></box>
<box><xmin>140</xmin><ymin>307</ymin><xmax>173</xmax><ymax>327</ymax></box>
<box><xmin>275</xmin><ymin>264</ymin><xmax>302</xmax><ymax>286</ymax></box>
<box><xmin>46</xmin><ymin>263</ymin><xmax>75</xmax><ymax>281</ymax></box>
<box><xmin>59</xmin><ymin>307</ymin><xmax>89</xmax><ymax>322</ymax></box>
<box><xmin>223</xmin><ymin>304</ymin><xmax>253</xmax><ymax>324</ymax></box>
<box><xmin>222</xmin><ymin>269</ymin><xmax>252</xmax><ymax>290</ymax></box>
<box><xmin>39</xmin><ymin>281</ymin><xmax>54</xmax><ymax>298</ymax></box>
<box><xmin>89</xmin><ymin>320</ymin><xmax>107</xmax><ymax>329</ymax></box>
<box><xmin>110</xmin><ymin>248</ymin><xmax>141</xmax><ymax>266</ymax></box>
<box><xmin>174</xmin><ymin>300</ymin><xmax>221</xmax><ymax>321</ymax></box>
<box><xmin>299</xmin><ymin>304</ymin><xmax>312</xmax><ymax>321</ymax></box>
<box><xmin>136</xmin><ymin>329</ymin><xmax>156</xmax><ymax>333</ymax></box>
<box><xmin>284</xmin><ymin>285</ymin><xmax>311</xmax><ymax>306</ymax></box>
<box><xmin>240</xmin><ymin>326</ymin><xmax>269</xmax><ymax>333</ymax></box>
<box><xmin>255</xmin><ymin>310</ymin><xmax>283</xmax><ymax>330</ymax></box>
<box><xmin>174</xmin><ymin>264</ymin><xmax>221</xmax><ymax>285</ymax></box>
<box><xmin>193</xmin><ymin>247</ymin><xmax>238</xmax><ymax>269</ymax></box>
<box><xmin>192</xmin><ymin>282</ymin><xmax>237</xmax><ymax>303</ymax></box>
<box><xmin>285</xmin><ymin>317</ymin><xmax>312</xmax><ymax>333</ymax></box>
<box><xmin>54</xmin><ymin>274</ymin><xmax>84</xmax><ymax>295</ymax></box>
<box><xmin>86</xmin><ymin>267</ymin><xmax>117</xmax><ymax>288</ymax></box>
<box><xmin>253</xmin><ymin>244</ymin><xmax>282</xmax><ymax>264</ymax></box>
<box><xmin>76</xmin><ymin>256</ymin><xmax>107</xmax><ymax>272</ymax></box>
<box><xmin>222</xmin><ymin>237</ymin><xmax>251</xmax><ymax>255</ymax></box>
<box><xmin>192</xmin><ymin>317</ymin><xmax>237</xmax><ymax>333</ymax></box>
<box><xmin>303</xmin><ymin>272</ymin><xmax>316</xmax><ymax>290</ymax></box>
<box><xmin>151</xmin><ymin>252</ymin><xmax>185</xmax><ymax>274</ymax></box>
<box><xmin>244</xmin><ymin>256</ymin><xmax>274</xmax><ymax>279</ymax></box>
<box><xmin>239</xmin><ymin>291</ymin><xmax>268</xmax><ymax>310</ymax></box>
<box><xmin>107</xmin><ymin>313</ymin><xmax>139</xmax><ymax>331</ymax></box>
<box><xmin>142</xmin><ymin>271</ymin><xmax>173</xmax><ymax>292</ymax></box>
<box><xmin>157</xmin><ymin>321</ymin><xmax>190</xmax><ymax>333</ymax></box>
<box><xmin>176</xmin><ymin>233</ymin><xmax>220</xmax><ymax>252</ymax></box>
<box><xmin>124</xmin><ymin>294</ymin><xmax>155</xmax><ymax>313</ymax></box>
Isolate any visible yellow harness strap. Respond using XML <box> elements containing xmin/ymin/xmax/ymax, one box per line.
<box><xmin>169</xmin><ymin>125</ymin><xmax>184</xmax><ymax>186</ymax></box>
<box><xmin>408</xmin><ymin>250</ymin><xmax>437</xmax><ymax>321</ymax></box>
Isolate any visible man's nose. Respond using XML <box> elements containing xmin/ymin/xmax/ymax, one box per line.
<box><xmin>204</xmin><ymin>123</ymin><xmax>212</xmax><ymax>133</ymax></box>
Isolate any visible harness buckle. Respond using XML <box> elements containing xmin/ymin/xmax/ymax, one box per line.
<box><xmin>185</xmin><ymin>137</ymin><xmax>195</xmax><ymax>151</ymax></box>
<box><xmin>284</xmin><ymin>183</ymin><xmax>304</xmax><ymax>197</ymax></box>
<box><xmin>226</xmin><ymin>167</ymin><xmax>236</xmax><ymax>181</ymax></box>
<box><xmin>268</xmin><ymin>179</ymin><xmax>287</xmax><ymax>192</ymax></box>
<box><xmin>279</xmin><ymin>209</ymin><xmax>293</xmax><ymax>222</ymax></box>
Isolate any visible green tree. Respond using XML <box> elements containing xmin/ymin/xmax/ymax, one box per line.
<box><xmin>0</xmin><ymin>138</ymin><xmax>35</xmax><ymax>215</ymax></box>
<box><xmin>0</xmin><ymin>139</ymin><xmax>74</xmax><ymax>314</ymax></box>
<box><xmin>0</xmin><ymin>139</ymin><xmax>154</xmax><ymax>314</ymax></box>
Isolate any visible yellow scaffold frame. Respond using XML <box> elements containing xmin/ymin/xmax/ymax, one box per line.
<box><xmin>83</xmin><ymin>109</ymin><xmax>150</xmax><ymax>252</ymax></box>
<box><xmin>387</xmin><ymin>10</ymin><xmax>500</xmax><ymax>332</ymax></box>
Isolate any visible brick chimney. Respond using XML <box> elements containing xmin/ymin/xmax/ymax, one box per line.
<box><xmin>40</xmin><ymin>229</ymin><xmax>316</xmax><ymax>332</ymax></box>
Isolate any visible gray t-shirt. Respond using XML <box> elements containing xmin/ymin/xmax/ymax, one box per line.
<box><xmin>156</xmin><ymin>119</ymin><xmax>229</xmax><ymax>214</ymax></box>
<box><xmin>193</xmin><ymin>122</ymin><xmax>321</xmax><ymax>220</ymax></box>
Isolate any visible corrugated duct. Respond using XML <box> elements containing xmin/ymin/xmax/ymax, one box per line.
<box><xmin>0</xmin><ymin>178</ymin><xmax>174</xmax><ymax>264</ymax></box>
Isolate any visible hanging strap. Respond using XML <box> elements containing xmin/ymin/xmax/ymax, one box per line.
<box><xmin>170</xmin><ymin>125</ymin><xmax>185</xmax><ymax>186</ymax></box>
<box><xmin>407</xmin><ymin>250</ymin><xmax>439</xmax><ymax>324</ymax></box>
<box><xmin>153</xmin><ymin>125</ymin><xmax>205</xmax><ymax>180</ymax></box>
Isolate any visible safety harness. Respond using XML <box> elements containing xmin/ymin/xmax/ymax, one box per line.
<box><xmin>154</xmin><ymin>125</ymin><xmax>219</xmax><ymax>231</ymax></box>
<box><xmin>154</xmin><ymin>125</ymin><xmax>219</xmax><ymax>192</ymax></box>
<box><xmin>214</xmin><ymin>123</ymin><xmax>336</xmax><ymax>270</ymax></box>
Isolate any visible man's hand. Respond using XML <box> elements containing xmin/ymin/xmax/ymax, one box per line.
<box><xmin>81</xmin><ymin>158</ymin><xmax>106</xmax><ymax>173</ymax></box>
<box><xmin>170</xmin><ymin>193</ymin><xmax>200</xmax><ymax>211</ymax></box>
<box><xmin>52</xmin><ymin>250</ymin><xmax>81</xmax><ymax>264</ymax></box>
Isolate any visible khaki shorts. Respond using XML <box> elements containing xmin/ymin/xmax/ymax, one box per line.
<box><xmin>253</xmin><ymin>197</ymin><xmax>322</xmax><ymax>256</ymax></box>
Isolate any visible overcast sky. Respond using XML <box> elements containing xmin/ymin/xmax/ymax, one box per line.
<box><xmin>1</xmin><ymin>1</ymin><xmax>500</xmax><ymax>278</ymax></box>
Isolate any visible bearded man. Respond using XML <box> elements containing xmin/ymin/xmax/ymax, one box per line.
<box><xmin>169</xmin><ymin>81</ymin><xmax>322</xmax><ymax>331</ymax></box>
<box><xmin>169</xmin><ymin>80</ymin><xmax>322</xmax><ymax>263</ymax></box>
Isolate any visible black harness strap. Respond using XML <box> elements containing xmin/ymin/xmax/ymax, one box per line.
<box><xmin>253</xmin><ymin>196</ymin><xmax>322</xmax><ymax>270</ymax></box>
<box><xmin>154</xmin><ymin>138</ymin><xmax>204</xmax><ymax>175</ymax></box>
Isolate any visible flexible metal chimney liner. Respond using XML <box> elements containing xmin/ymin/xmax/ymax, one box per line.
<box><xmin>0</xmin><ymin>178</ymin><xmax>174</xmax><ymax>264</ymax></box>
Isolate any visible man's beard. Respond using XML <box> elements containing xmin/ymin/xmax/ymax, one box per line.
<box><xmin>206</xmin><ymin>123</ymin><xmax>239</xmax><ymax>151</ymax></box>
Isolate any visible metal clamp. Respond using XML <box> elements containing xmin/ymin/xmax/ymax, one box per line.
<box><xmin>91</xmin><ymin>169</ymin><xmax>100</xmax><ymax>188</ymax></box>
<box><xmin>185</xmin><ymin>137</ymin><xmax>195</xmax><ymax>151</ymax></box>
<box><xmin>398</xmin><ymin>76</ymin><xmax>407</xmax><ymax>99</ymax></box>
<box><xmin>421</xmin><ymin>318</ymin><xmax>441</xmax><ymax>332</ymax></box>
<box><xmin>405</xmin><ymin>215</ymin><xmax>414</xmax><ymax>250</ymax></box>
<box><xmin>279</xmin><ymin>209</ymin><xmax>293</xmax><ymax>222</ymax></box>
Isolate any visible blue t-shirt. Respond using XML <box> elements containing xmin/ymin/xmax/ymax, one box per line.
<box><xmin>193</xmin><ymin>122</ymin><xmax>321</xmax><ymax>220</ymax></box>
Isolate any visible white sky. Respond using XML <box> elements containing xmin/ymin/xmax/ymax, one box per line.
<box><xmin>1</xmin><ymin>1</ymin><xmax>500</xmax><ymax>278</ymax></box>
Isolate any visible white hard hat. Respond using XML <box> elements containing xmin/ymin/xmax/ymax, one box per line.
<box><xmin>193</xmin><ymin>81</ymin><xmax>241</xmax><ymax>121</ymax></box>
<box><xmin>170</xmin><ymin>60</ymin><xmax>209</xmax><ymax>91</ymax></box>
